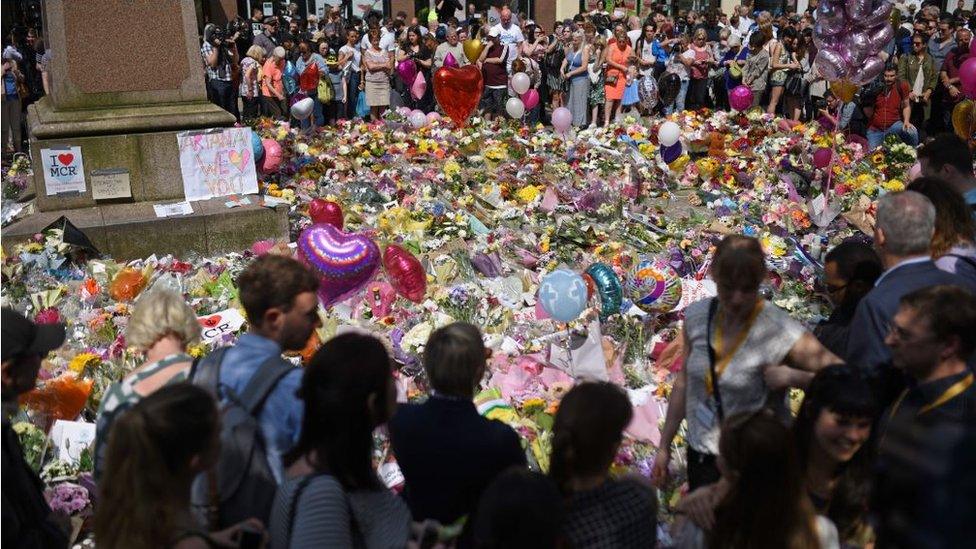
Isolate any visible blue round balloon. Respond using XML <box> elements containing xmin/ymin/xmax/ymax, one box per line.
<box><xmin>538</xmin><ymin>269</ymin><xmax>588</xmax><ymax>323</ymax></box>
<box><xmin>251</xmin><ymin>130</ymin><xmax>264</xmax><ymax>162</ymax></box>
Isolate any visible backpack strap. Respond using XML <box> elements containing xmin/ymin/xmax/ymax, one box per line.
<box><xmin>945</xmin><ymin>253</ymin><xmax>976</xmax><ymax>271</ymax></box>
<box><xmin>190</xmin><ymin>346</ymin><xmax>231</xmax><ymax>395</ymax></box>
<box><xmin>239</xmin><ymin>355</ymin><xmax>295</xmax><ymax>416</ymax></box>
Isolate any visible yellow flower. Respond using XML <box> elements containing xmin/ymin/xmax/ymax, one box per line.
<box><xmin>443</xmin><ymin>160</ymin><xmax>461</xmax><ymax>180</ymax></box>
<box><xmin>882</xmin><ymin>178</ymin><xmax>904</xmax><ymax>192</ymax></box>
<box><xmin>515</xmin><ymin>185</ymin><xmax>542</xmax><ymax>203</ymax></box>
<box><xmin>539</xmin><ymin>234</ymin><xmax>551</xmax><ymax>253</ymax></box>
<box><xmin>521</xmin><ymin>397</ymin><xmax>546</xmax><ymax>413</ymax></box>
<box><xmin>68</xmin><ymin>352</ymin><xmax>101</xmax><ymax>374</ymax></box>
<box><xmin>187</xmin><ymin>343</ymin><xmax>207</xmax><ymax>358</ymax></box>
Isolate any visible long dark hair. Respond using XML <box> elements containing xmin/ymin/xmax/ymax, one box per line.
<box><xmin>549</xmin><ymin>382</ymin><xmax>632</xmax><ymax>493</ymax></box>
<box><xmin>95</xmin><ymin>385</ymin><xmax>218</xmax><ymax>549</ymax></box>
<box><xmin>710</xmin><ymin>411</ymin><xmax>820</xmax><ymax>549</ymax></box>
<box><xmin>793</xmin><ymin>365</ymin><xmax>878</xmax><ymax>542</ymax></box>
<box><xmin>284</xmin><ymin>333</ymin><xmax>393</xmax><ymax>491</ymax></box>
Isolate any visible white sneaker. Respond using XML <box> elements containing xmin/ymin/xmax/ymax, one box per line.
<box><xmin>587</xmin><ymin>123</ymin><xmax>597</xmax><ymax>129</ymax></box>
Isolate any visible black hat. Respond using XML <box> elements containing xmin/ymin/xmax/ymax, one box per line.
<box><xmin>264</xmin><ymin>16</ymin><xmax>279</xmax><ymax>25</ymax></box>
<box><xmin>1</xmin><ymin>308</ymin><xmax>66</xmax><ymax>362</ymax></box>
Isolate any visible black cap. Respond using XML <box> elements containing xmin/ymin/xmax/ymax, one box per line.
<box><xmin>264</xmin><ymin>16</ymin><xmax>278</xmax><ymax>25</ymax></box>
<box><xmin>1</xmin><ymin>308</ymin><xmax>66</xmax><ymax>362</ymax></box>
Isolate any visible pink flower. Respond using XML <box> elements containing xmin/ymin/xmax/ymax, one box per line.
<box><xmin>34</xmin><ymin>308</ymin><xmax>61</xmax><ymax>325</ymax></box>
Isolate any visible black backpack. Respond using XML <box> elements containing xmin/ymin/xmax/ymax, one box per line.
<box><xmin>189</xmin><ymin>346</ymin><xmax>295</xmax><ymax>529</ymax></box>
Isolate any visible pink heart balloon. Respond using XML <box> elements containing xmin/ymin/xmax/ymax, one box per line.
<box><xmin>383</xmin><ymin>244</ymin><xmax>427</xmax><ymax>303</ymax></box>
<box><xmin>397</xmin><ymin>59</ymin><xmax>418</xmax><ymax>86</ymax></box>
<box><xmin>297</xmin><ymin>224</ymin><xmax>380</xmax><ymax>307</ymax></box>
<box><xmin>443</xmin><ymin>52</ymin><xmax>459</xmax><ymax>69</ymax></box>
<box><xmin>521</xmin><ymin>89</ymin><xmax>540</xmax><ymax>110</ymax></box>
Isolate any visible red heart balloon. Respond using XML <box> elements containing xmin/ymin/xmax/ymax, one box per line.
<box><xmin>309</xmin><ymin>198</ymin><xmax>344</xmax><ymax>229</ymax></box>
<box><xmin>433</xmin><ymin>66</ymin><xmax>483</xmax><ymax>128</ymax></box>
<box><xmin>383</xmin><ymin>244</ymin><xmax>427</xmax><ymax>303</ymax></box>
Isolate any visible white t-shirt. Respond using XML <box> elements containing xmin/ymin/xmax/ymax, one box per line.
<box><xmin>737</xmin><ymin>16</ymin><xmax>754</xmax><ymax>37</ymax></box>
<box><xmin>359</xmin><ymin>28</ymin><xmax>397</xmax><ymax>52</ymax></box>
<box><xmin>627</xmin><ymin>28</ymin><xmax>642</xmax><ymax>49</ymax></box>
<box><xmin>339</xmin><ymin>44</ymin><xmax>361</xmax><ymax>73</ymax></box>
<box><xmin>491</xmin><ymin>22</ymin><xmax>524</xmax><ymax>72</ymax></box>
<box><xmin>683</xmin><ymin>298</ymin><xmax>805</xmax><ymax>455</ymax></box>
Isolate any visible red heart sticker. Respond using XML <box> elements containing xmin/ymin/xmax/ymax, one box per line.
<box><xmin>198</xmin><ymin>314</ymin><xmax>222</xmax><ymax>328</ymax></box>
<box><xmin>57</xmin><ymin>153</ymin><xmax>74</xmax><ymax>166</ymax></box>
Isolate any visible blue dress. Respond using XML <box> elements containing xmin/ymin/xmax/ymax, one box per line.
<box><xmin>622</xmin><ymin>79</ymin><xmax>639</xmax><ymax>106</ymax></box>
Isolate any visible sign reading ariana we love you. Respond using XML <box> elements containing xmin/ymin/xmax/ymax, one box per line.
<box><xmin>41</xmin><ymin>147</ymin><xmax>86</xmax><ymax>195</ymax></box>
<box><xmin>197</xmin><ymin>308</ymin><xmax>246</xmax><ymax>344</ymax></box>
<box><xmin>177</xmin><ymin>128</ymin><xmax>258</xmax><ymax>202</ymax></box>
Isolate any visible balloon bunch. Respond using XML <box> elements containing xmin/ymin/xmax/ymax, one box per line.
<box><xmin>396</xmin><ymin>59</ymin><xmax>428</xmax><ymax>101</ymax></box>
<box><xmin>952</xmin><ymin>58</ymin><xmax>976</xmax><ymax>143</ymax></box>
<box><xmin>537</xmin><ymin>258</ymin><xmax>682</xmax><ymax>323</ymax></box>
<box><xmin>814</xmin><ymin>0</ymin><xmax>894</xmax><ymax>85</ymax></box>
<box><xmin>505</xmin><ymin>72</ymin><xmax>535</xmax><ymax>119</ymax></box>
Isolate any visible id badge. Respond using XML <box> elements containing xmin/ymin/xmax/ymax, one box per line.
<box><xmin>694</xmin><ymin>399</ymin><xmax>718</xmax><ymax>428</ymax></box>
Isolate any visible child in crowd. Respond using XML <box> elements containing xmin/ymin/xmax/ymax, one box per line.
<box><xmin>620</xmin><ymin>63</ymin><xmax>640</xmax><ymax>119</ymax></box>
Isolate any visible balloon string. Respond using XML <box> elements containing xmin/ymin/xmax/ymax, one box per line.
<box><xmin>824</xmin><ymin>101</ymin><xmax>843</xmax><ymax>197</ymax></box>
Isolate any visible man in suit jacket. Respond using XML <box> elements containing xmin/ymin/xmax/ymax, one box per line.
<box><xmin>846</xmin><ymin>191</ymin><xmax>976</xmax><ymax>404</ymax></box>
<box><xmin>389</xmin><ymin>323</ymin><xmax>525</xmax><ymax>535</ymax></box>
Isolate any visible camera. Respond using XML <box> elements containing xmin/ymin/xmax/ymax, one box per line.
<box><xmin>812</xmin><ymin>96</ymin><xmax>827</xmax><ymax>112</ymax></box>
<box><xmin>227</xmin><ymin>17</ymin><xmax>252</xmax><ymax>43</ymax></box>
<box><xmin>208</xmin><ymin>24</ymin><xmax>226</xmax><ymax>45</ymax></box>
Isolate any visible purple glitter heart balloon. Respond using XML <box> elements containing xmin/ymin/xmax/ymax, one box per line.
<box><xmin>298</xmin><ymin>223</ymin><xmax>381</xmax><ymax>307</ymax></box>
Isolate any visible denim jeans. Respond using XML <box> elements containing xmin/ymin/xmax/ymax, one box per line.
<box><xmin>665</xmin><ymin>79</ymin><xmax>689</xmax><ymax>115</ymax></box>
<box><xmin>866</xmin><ymin>121</ymin><xmax>918</xmax><ymax>150</ymax></box>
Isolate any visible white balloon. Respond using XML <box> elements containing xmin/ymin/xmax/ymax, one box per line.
<box><xmin>511</xmin><ymin>72</ymin><xmax>531</xmax><ymax>95</ymax></box>
<box><xmin>409</xmin><ymin>111</ymin><xmax>428</xmax><ymax>129</ymax></box>
<box><xmin>657</xmin><ymin>121</ymin><xmax>681</xmax><ymax>147</ymax></box>
<box><xmin>290</xmin><ymin>97</ymin><xmax>315</xmax><ymax>120</ymax></box>
<box><xmin>505</xmin><ymin>97</ymin><xmax>525</xmax><ymax>119</ymax></box>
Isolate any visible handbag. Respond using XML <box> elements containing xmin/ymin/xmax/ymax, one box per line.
<box><xmin>355</xmin><ymin>90</ymin><xmax>369</xmax><ymax>118</ymax></box>
<box><xmin>605</xmin><ymin>72</ymin><xmax>619</xmax><ymax>86</ymax></box>
<box><xmin>728</xmin><ymin>59</ymin><xmax>742</xmax><ymax>79</ymax></box>
<box><xmin>784</xmin><ymin>71</ymin><xmax>806</xmax><ymax>97</ymax></box>
<box><xmin>318</xmin><ymin>76</ymin><xmax>334</xmax><ymax>102</ymax></box>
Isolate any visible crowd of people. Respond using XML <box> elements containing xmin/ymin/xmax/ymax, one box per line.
<box><xmin>4</xmin><ymin>131</ymin><xmax>975</xmax><ymax>547</ymax></box>
<box><xmin>190</xmin><ymin>1</ymin><xmax>976</xmax><ymax>150</ymax></box>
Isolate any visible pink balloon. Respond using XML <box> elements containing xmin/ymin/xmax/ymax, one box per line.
<box><xmin>845</xmin><ymin>0</ymin><xmax>873</xmax><ymax>20</ymax></box>
<box><xmin>551</xmin><ymin>106</ymin><xmax>572</xmax><ymax>132</ymax></box>
<box><xmin>907</xmin><ymin>162</ymin><xmax>922</xmax><ymax>182</ymax></box>
<box><xmin>729</xmin><ymin>85</ymin><xmax>754</xmax><ymax>111</ymax></box>
<box><xmin>260</xmin><ymin>138</ymin><xmax>282</xmax><ymax>173</ymax></box>
<box><xmin>426</xmin><ymin>111</ymin><xmax>441</xmax><ymax>123</ymax></box>
<box><xmin>816</xmin><ymin>49</ymin><xmax>849</xmax><ymax>82</ymax></box>
<box><xmin>850</xmin><ymin>55</ymin><xmax>885</xmax><ymax>85</ymax></box>
<box><xmin>443</xmin><ymin>52</ymin><xmax>459</xmax><ymax>69</ymax></box>
<box><xmin>297</xmin><ymin>224</ymin><xmax>381</xmax><ymax>308</ymax></box>
<box><xmin>959</xmin><ymin>58</ymin><xmax>976</xmax><ymax>96</ymax></box>
<box><xmin>845</xmin><ymin>31</ymin><xmax>872</xmax><ymax>65</ymax></box>
<box><xmin>862</xmin><ymin>2</ymin><xmax>893</xmax><ymax>28</ymax></box>
<box><xmin>397</xmin><ymin>106</ymin><xmax>412</xmax><ymax>116</ymax></box>
<box><xmin>813</xmin><ymin>148</ymin><xmax>833</xmax><ymax>169</ymax></box>
<box><xmin>865</xmin><ymin>24</ymin><xmax>894</xmax><ymax>54</ymax></box>
<box><xmin>521</xmin><ymin>89</ymin><xmax>540</xmax><ymax>110</ymax></box>
<box><xmin>397</xmin><ymin>59</ymin><xmax>418</xmax><ymax>85</ymax></box>
<box><xmin>383</xmin><ymin>244</ymin><xmax>427</xmax><ymax>302</ymax></box>
<box><xmin>411</xmin><ymin>71</ymin><xmax>427</xmax><ymax>100</ymax></box>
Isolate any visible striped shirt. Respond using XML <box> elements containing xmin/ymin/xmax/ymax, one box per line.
<box><xmin>269</xmin><ymin>474</ymin><xmax>410</xmax><ymax>548</ymax></box>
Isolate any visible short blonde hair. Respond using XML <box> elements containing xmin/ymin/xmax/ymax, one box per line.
<box><xmin>126</xmin><ymin>290</ymin><xmax>201</xmax><ymax>351</ymax></box>
<box><xmin>246</xmin><ymin>45</ymin><xmax>265</xmax><ymax>62</ymax></box>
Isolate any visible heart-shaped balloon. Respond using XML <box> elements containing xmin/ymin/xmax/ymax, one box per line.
<box><xmin>433</xmin><ymin>66</ymin><xmax>483</xmax><ymax>127</ymax></box>
<box><xmin>308</xmin><ymin>198</ymin><xmax>344</xmax><ymax>229</ymax></box>
<box><xmin>298</xmin><ymin>224</ymin><xmax>380</xmax><ymax>307</ymax></box>
<box><xmin>462</xmin><ymin>38</ymin><xmax>485</xmax><ymax>64</ymax></box>
<box><xmin>397</xmin><ymin>59</ymin><xmax>418</xmax><ymax>86</ymax></box>
<box><xmin>383</xmin><ymin>244</ymin><xmax>427</xmax><ymax>303</ymax></box>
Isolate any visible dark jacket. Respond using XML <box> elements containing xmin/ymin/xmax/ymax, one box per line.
<box><xmin>2</xmin><ymin>419</ymin><xmax>68</xmax><ymax>548</ymax></box>
<box><xmin>389</xmin><ymin>395</ymin><xmax>526</xmax><ymax>526</ymax></box>
<box><xmin>845</xmin><ymin>260</ymin><xmax>976</xmax><ymax>403</ymax></box>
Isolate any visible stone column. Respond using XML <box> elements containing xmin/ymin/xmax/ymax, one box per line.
<box><xmin>4</xmin><ymin>0</ymin><xmax>288</xmax><ymax>259</ymax></box>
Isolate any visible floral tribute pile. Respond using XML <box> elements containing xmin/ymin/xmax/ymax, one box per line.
<box><xmin>1</xmin><ymin>109</ymin><xmax>915</xmax><ymax>541</ymax></box>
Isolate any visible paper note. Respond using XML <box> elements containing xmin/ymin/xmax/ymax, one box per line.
<box><xmin>41</xmin><ymin>146</ymin><xmax>86</xmax><ymax>195</ymax></box>
<box><xmin>49</xmin><ymin>420</ymin><xmax>96</xmax><ymax>464</ymax></box>
<box><xmin>197</xmin><ymin>308</ymin><xmax>247</xmax><ymax>343</ymax></box>
<box><xmin>153</xmin><ymin>201</ymin><xmax>194</xmax><ymax>218</ymax></box>
<box><xmin>90</xmin><ymin>169</ymin><xmax>132</xmax><ymax>200</ymax></box>
<box><xmin>177</xmin><ymin>128</ymin><xmax>258</xmax><ymax>202</ymax></box>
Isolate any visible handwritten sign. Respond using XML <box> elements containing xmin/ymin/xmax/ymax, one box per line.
<box><xmin>177</xmin><ymin>128</ymin><xmax>258</xmax><ymax>202</ymax></box>
<box><xmin>41</xmin><ymin>146</ymin><xmax>86</xmax><ymax>195</ymax></box>
<box><xmin>673</xmin><ymin>278</ymin><xmax>718</xmax><ymax>312</ymax></box>
<box><xmin>49</xmin><ymin>420</ymin><xmax>96</xmax><ymax>464</ymax></box>
<box><xmin>91</xmin><ymin>169</ymin><xmax>132</xmax><ymax>200</ymax></box>
<box><xmin>197</xmin><ymin>308</ymin><xmax>246</xmax><ymax>343</ymax></box>
<box><xmin>153</xmin><ymin>201</ymin><xmax>194</xmax><ymax>218</ymax></box>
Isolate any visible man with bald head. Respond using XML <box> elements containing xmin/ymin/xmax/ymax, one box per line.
<box><xmin>490</xmin><ymin>6</ymin><xmax>524</xmax><ymax>73</ymax></box>
<box><xmin>434</xmin><ymin>27</ymin><xmax>467</xmax><ymax>69</ymax></box>
<box><xmin>846</xmin><ymin>190</ymin><xmax>976</xmax><ymax>403</ymax></box>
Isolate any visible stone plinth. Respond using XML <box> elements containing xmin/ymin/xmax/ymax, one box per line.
<box><xmin>19</xmin><ymin>0</ymin><xmax>287</xmax><ymax>255</ymax></box>
<box><xmin>1</xmin><ymin>199</ymin><xmax>289</xmax><ymax>260</ymax></box>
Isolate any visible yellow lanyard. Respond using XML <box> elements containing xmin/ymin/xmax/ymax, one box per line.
<box><xmin>888</xmin><ymin>373</ymin><xmax>975</xmax><ymax>421</ymax></box>
<box><xmin>705</xmin><ymin>300</ymin><xmax>764</xmax><ymax>395</ymax></box>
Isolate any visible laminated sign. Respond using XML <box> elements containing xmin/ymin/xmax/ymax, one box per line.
<box><xmin>177</xmin><ymin>128</ymin><xmax>258</xmax><ymax>202</ymax></box>
<box><xmin>41</xmin><ymin>147</ymin><xmax>86</xmax><ymax>195</ymax></box>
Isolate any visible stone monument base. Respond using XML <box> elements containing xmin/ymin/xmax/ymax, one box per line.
<box><xmin>1</xmin><ymin>198</ymin><xmax>289</xmax><ymax>260</ymax></box>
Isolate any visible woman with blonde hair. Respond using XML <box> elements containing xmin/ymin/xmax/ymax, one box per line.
<box><xmin>240</xmin><ymin>45</ymin><xmax>265</xmax><ymax>120</ymax></box>
<box><xmin>94</xmin><ymin>289</ymin><xmax>202</xmax><ymax>478</ymax></box>
<box><xmin>560</xmin><ymin>28</ymin><xmax>590</xmax><ymax>127</ymax></box>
